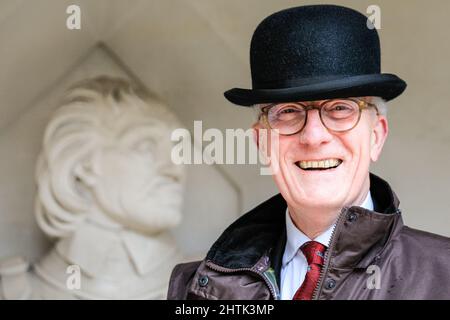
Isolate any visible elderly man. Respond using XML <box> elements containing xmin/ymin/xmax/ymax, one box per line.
<box><xmin>168</xmin><ymin>5</ymin><xmax>450</xmax><ymax>299</ymax></box>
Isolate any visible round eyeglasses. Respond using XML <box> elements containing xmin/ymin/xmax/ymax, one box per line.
<box><xmin>258</xmin><ymin>98</ymin><xmax>379</xmax><ymax>136</ymax></box>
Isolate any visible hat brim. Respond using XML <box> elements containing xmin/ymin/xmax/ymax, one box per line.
<box><xmin>224</xmin><ymin>74</ymin><xmax>406</xmax><ymax>106</ymax></box>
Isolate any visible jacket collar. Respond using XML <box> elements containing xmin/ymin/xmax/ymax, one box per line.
<box><xmin>283</xmin><ymin>210</ymin><xmax>335</xmax><ymax>266</ymax></box>
<box><xmin>206</xmin><ymin>173</ymin><xmax>402</xmax><ymax>273</ymax></box>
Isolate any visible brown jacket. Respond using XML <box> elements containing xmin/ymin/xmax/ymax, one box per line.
<box><xmin>168</xmin><ymin>173</ymin><xmax>450</xmax><ymax>300</ymax></box>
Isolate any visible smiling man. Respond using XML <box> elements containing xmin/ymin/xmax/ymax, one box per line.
<box><xmin>167</xmin><ymin>5</ymin><xmax>450</xmax><ymax>300</ymax></box>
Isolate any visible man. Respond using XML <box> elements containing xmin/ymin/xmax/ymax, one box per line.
<box><xmin>168</xmin><ymin>5</ymin><xmax>450</xmax><ymax>299</ymax></box>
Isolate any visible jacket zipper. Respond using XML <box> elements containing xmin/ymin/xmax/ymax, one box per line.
<box><xmin>205</xmin><ymin>261</ymin><xmax>279</xmax><ymax>300</ymax></box>
<box><xmin>312</xmin><ymin>206</ymin><xmax>348</xmax><ymax>300</ymax></box>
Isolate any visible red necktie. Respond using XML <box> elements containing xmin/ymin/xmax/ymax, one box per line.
<box><xmin>293</xmin><ymin>241</ymin><xmax>327</xmax><ymax>300</ymax></box>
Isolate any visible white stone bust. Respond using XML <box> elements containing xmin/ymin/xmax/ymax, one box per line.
<box><xmin>0</xmin><ymin>76</ymin><xmax>185</xmax><ymax>299</ymax></box>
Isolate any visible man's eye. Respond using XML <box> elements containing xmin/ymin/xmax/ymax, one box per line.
<box><xmin>332</xmin><ymin>105</ymin><xmax>348</xmax><ymax>111</ymax></box>
<box><xmin>279</xmin><ymin>108</ymin><xmax>299</xmax><ymax>114</ymax></box>
<box><xmin>331</xmin><ymin>105</ymin><xmax>350</xmax><ymax>111</ymax></box>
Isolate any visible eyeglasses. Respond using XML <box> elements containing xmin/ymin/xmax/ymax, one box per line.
<box><xmin>258</xmin><ymin>98</ymin><xmax>379</xmax><ymax>136</ymax></box>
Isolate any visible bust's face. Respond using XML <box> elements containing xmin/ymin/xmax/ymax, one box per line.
<box><xmin>35</xmin><ymin>78</ymin><xmax>185</xmax><ymax>238</ymax></box>
<box><xmin>254</xmin><ymin>96</ymin><xmax>388</xmax><ymax>213</ymax></box>
<box><xmin>88</xmin><ymin>114</ymin><xmax>184</xmax><ymax>234</ymax></box>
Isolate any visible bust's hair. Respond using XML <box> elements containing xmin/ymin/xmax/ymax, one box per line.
<box><xmin>35</xmin><ymin>76</ymin><xmax>183</xmax><ymax>238</ymax></box>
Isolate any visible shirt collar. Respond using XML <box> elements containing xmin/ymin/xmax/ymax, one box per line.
<box><xmin>283</xmin><ymin>190</ymin><xmax>373</xmax><ymax>266</ymax></box>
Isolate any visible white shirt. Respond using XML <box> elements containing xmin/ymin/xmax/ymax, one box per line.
<box><xmin>280</xmin><ymin>191</ymin><xmax>374</xmax><ymax>300</ymax></box>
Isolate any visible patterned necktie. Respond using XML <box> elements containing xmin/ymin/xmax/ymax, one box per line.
<box><xmin>293</xmin><ymin>241</ymin><xmax>327</xmax><ymax>300</ymax></box>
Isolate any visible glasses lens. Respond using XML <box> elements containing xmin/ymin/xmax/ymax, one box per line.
<box><xmin>267</xmin><ymin>103</ymin><xmax>306</xmax><ymax>135</ymax></box>
<box><xmin>321</xmin><ymin>99</ymin><xmax>360</xmax><ymax>131</ymax></box>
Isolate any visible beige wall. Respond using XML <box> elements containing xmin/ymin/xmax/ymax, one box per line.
<box><xmin>0</xmin><ymin>0</ymin><xmax>449</xmax><ymax>263</ymax></box>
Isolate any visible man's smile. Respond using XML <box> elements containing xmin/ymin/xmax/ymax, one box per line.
<box><xmin>295</xmin><ymin>158</ymin><xmax>343</xmax><ymax>171</ymax></box>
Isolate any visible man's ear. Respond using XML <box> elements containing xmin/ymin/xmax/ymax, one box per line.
<box><xmin>370</xmin><ymin>115</ymin><xmax>389</xmax><ymax>162</ymax></box>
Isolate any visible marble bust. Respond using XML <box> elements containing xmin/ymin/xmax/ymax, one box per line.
<box><xmin>0</xmin><ymin>76</ymin><xmax>185</xmax><ymax>299</ymax></box>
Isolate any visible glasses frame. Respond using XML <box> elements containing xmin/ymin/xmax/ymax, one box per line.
<box><xmin>258</xmin><ymin>98</ymin><xmax>379</xmax><ymax>136</ymax></box>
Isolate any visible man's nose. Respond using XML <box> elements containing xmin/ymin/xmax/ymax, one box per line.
<box><xmin>297</xmin><ymin>109</ymin><xmax>333</xmax><ymax>146</ymax></box>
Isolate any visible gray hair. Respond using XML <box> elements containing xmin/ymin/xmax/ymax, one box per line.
<box><xmin>371</xmin><ymin>96</ymin><xmax>388</xmax><ymax>116</ymax></box>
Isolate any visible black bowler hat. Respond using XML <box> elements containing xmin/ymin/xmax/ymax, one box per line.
<box><xmin>224</xmin><ymin>5</ymin><xmax>407</xmax><ymax>106</ymax></box>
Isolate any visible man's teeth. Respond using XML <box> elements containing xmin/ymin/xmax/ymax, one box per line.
<box><xmin>298</xmin><ymin>159</ymin><xmax>342</xmax><ymax>169</ymax></box>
